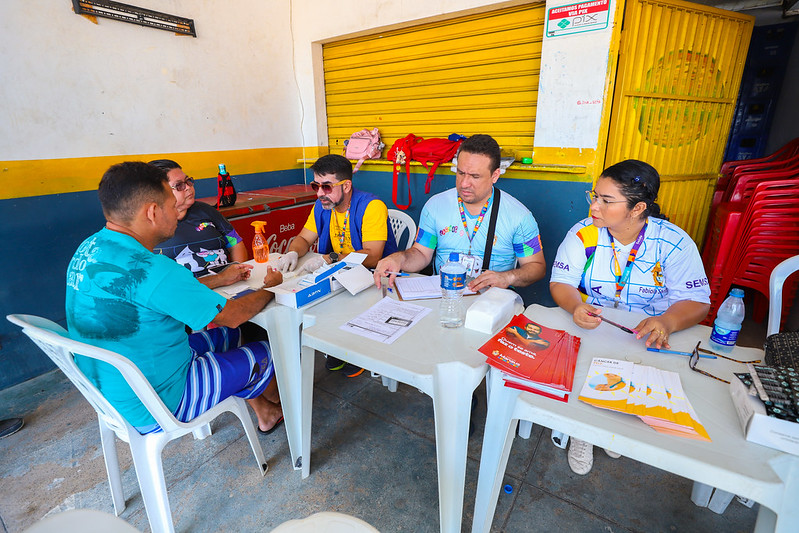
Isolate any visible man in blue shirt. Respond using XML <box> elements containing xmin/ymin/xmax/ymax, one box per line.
<box><xmin>374</xmin><ymin>134</ymin><xmax>546</xmax><ymax>291</ymax></box>
<box><xmin>66</xmin><ymin>162</ymin><xmax>284</xmax><ymax>435</ymax></box>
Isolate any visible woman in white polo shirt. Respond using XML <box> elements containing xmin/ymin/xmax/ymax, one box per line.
<box><xmin>550</xmin><ymin>159</ymin><xmax>711</xmax><ymax>475</ymax></box>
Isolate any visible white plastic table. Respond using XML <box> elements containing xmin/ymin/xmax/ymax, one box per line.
<box><xmin>299</xmin><ymin>288</ymin><xmax>489</xmax><ymax>533</ymax></box>
<box><xmin>471</xmin><ymin>304</ymin><xmax>799</xmax><ymax>533</ymax></box>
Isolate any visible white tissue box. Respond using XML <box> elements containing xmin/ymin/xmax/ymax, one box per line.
<box><xmin>464</xmin><ymin>287</ymin><xmax>523</xmax><ymax>334</ymax></box>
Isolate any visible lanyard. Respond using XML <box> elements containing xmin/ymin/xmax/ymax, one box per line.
<box><xmin>457</xmin><ymin>194</ymin><xmax>491</xmax><ymax>254</ymax></box>
<box><xmin>608</xmin><ymin>222</ymin><xmax>647</xmax><ymax>307</ymax></box>
<box><xmin>335</xmin><ymin>209</ymin><xmax>350</xmax><ymax>251</ymax></box>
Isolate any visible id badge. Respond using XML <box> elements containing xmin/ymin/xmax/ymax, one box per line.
<box><xmin>459</xmin><ymin>254</ymin><xmax>482</xmax><ymax>278</ymax></box>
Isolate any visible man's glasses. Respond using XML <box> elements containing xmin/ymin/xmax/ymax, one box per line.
<box><xmin>696</xmin><ymin>344</ymin><xmax>761</xmax><ymax>364</ymax></box>
<box><xmin>689</xmin><ymin>341</ymin><xmax>763</xmax><ymax>384</ymax></box>
<box><xmin>170</xmin><ymin>177</ymin><xmax>195</xmax><ymax>192</ymax></box>
<box><xmin>311</xmin><ymin>180</ymin><xmax>346</xmax><ymax>194</ymax></box>
<box><xmin>585</xmin><ymin>190</ymin><xmax>627</xmax><ymax>207</ymax></box>
<box><xmin>689</xmin><ymin>342</ymin><xmax>730</xmax><ymax>384</ymax></box>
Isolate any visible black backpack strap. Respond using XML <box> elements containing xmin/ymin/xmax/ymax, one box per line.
<box><xmin>482</xmin><ymin>188</ymin><xmax>501</xmax><ymax>272</ymax></box>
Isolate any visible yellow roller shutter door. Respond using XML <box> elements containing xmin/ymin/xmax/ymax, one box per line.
<box><xmin>606</xmin><ymin>0</ymin><xmax>753</xmax><ymax>242</ymax></box>
<box><xmin>322</xmin><ymin>3</ymin><xmax>546</xmax><ymax>157</ymax></box>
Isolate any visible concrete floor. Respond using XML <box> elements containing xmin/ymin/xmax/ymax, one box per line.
<box><xmin>0</xmin><ymin>320</ymin><xmax>768</xmax><ymax>533</ymax></box>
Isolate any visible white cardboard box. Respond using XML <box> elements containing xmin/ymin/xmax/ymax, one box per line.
<box><xmin>729</xmin><ymin>377</ymin><xmax>799</xmax><ymax>456</ymax></box>
<box><xmin>265</xmin><ymin>262</ymin><xmax>348</xmax><ymax>309</ymax></box>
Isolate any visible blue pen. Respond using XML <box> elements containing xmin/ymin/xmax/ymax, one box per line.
<box><xmin>647</xmin><ymin>348</ymin><xmax>717</xmax><ymax>359</ymax></box>
<box><xmin>381</xmin><ymin>271</ymin><xmax>410</xmax><ymax>277</ymax></box>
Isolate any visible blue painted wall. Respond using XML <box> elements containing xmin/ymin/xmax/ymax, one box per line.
<box><xmin>0</xmin><ymin>169</ymin><xmax>301</xmax><ymax>390</ymax></box>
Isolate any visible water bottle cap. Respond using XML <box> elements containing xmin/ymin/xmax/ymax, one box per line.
<box><xmin>218</xmin><ymin>163</ymin><xmax>227</xmax><ymax>173</ymax></box>
<box><xmin>730</xmin><ymin>288</ymin><xmax>745</xmax><ymax>298</ymax></box>
<box><xmin>449</xmin><ymin>252</ymin><xmax>459</xmax><ymax>262</ymax></box>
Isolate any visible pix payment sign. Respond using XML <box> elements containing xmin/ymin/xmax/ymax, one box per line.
<box><xmin>546</xmin><ymin>0</ymin><xmax>610</xmax><ymax>38</ymax></box>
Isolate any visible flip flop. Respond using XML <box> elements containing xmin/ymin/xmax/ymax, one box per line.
<box><xmin>257</xmin><ymin>415</ymin><xmax>284</xmax><ymax>435</ymax></box>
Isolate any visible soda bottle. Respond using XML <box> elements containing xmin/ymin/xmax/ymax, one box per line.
<box><xmin>440</xmin><ymin>252</ymin><xmax>466</xmax><ymax>328</ymax></box>
<box><xmin>251</xmin><ymin>221</ymin><xmax>269</xmax><ymax>263</ymax></box>
<box><xmin>709</xmin><ymin>288</ymin><xmax>745</xmax><ymax>353</ymax></box>
<box><xmin>216</xmin><ymin>163</ymin><xmax>237</xmax><ymax>208</ymax></box>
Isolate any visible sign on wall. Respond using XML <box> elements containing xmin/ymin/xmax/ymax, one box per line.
<box><xmin>546</xmin><ymin>0</ymin><xmax>610</xmax><ymax>38</ymax></box>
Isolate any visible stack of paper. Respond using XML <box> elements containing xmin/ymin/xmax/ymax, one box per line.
<box><xmin>578</xmin><ymin>358</ymin><xmax>710</xmax><ymax>441</ymax></box>
<box><xmin>478</xmin><ymin>314</ymin><xmax>581</xmax><ymax>402</ymax></box>
<box><xmin>394</xmin><ymin>275</ymin><xmax>477</xmax><ymax>300</ymax></box>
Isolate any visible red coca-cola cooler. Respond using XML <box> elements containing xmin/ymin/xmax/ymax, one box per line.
<box><xmin>197</xmin><ymin>184</ymin><xmax>317</xmax><ymax>256</ymax></box>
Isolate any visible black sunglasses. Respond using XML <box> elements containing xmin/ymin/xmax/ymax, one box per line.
<box><xmin>310</xmin><ymin>180</ymin><xmax>346</xmax><ymax>194</ymax></box>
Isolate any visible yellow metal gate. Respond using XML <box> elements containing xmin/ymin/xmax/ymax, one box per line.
<box><xmin>321</xmin><ymin>3</ymin><xmax>547</xmax><ymax>157</ymax></box>
<box><xmin>605</xmin><ymin>0</ymin><xmax>754</xmax><ymax>242</ymax></box>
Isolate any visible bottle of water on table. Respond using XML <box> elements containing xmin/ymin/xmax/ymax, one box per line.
<box><xmin>440</xmin><ymin>252</ymin><xmax>466</xmax><ymax>328</ymax></box>
<box><xmin>709</xmin><ymin>288</ymin><xmax>745</xmax><ymax>353</ymax></box>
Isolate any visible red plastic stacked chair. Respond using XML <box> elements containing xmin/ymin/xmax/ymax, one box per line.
<box><xmin>718</xmin><ymin>137</ymin><xmax>799</xmax><ymax>192</ymax></box>
<box><xmin>704</xmin><ymin>139</ymin><xmax>799</xmax><ymax>256</ymax></box>
<box><xmin>702</xmin><ymin>177</ymin><xmax>799</xmax><ymax>325</ymax></box>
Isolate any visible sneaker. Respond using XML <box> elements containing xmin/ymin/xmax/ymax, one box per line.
<box><xmin>325</xmin><ymin>356</ymin><xmax>346</xmax><ymax>371</ymax></box>
<box><xmin>604</xmin><ymin>448</ymin><xmax>621</xmax><ymax>459</ymax></box>
<box><xmin>342</xmin><ymin>363</ymin><xmax>364</xmax><ymax>378</ymax></box>
<box><xmin>0</xmin><ymin>418</ymin><xmax>24</xmax><ymax>439</ymax></box>
<box><xmin>568</xmin><ymin>438</ymin><xmax>594</xmax><ymax>475</ymax></box>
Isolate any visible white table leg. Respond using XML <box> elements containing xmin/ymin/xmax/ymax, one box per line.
<box><xmin>251</xmin><ymin>305</ymin><xmax>305</xmax><ymax>471</ymax></box>
<box><xmin>471</xmin><ymin>368</ymin><xmax>522</xmax><ymax>533</ymax></box>
<box><xmin>300</xmin><ymin>342</ymin><xmax>316</xmax><ymax>479</ymax></box>
<box><xmin>431</xmin><ymin>361</ymin><xmax>486</xmax><ymax>533</ymax></box>
<box><xmin>767</xmin><ymin>454</ymin><xmax>799</xmax><ymax>533</ymax></box>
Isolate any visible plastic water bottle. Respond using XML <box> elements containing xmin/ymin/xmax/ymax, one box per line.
<box><xmin>709</xmin><ymin>288</ymin><xmax>745</xmax><ymax>353</ymax></box>
<box><xmin>440</xmin><ymin>252</ymin><xmax>466</xmax><ymax>328</ymax></box>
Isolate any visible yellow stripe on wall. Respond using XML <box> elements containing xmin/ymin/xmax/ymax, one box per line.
<box><xmin>1</xmin><ymin>147</ymin><xmax>321</xmax><ymax>200</ymax></box>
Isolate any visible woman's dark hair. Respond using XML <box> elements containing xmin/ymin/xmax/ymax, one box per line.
<box><xmin>601</xmin><ymin>159</ymin><xmax>665</xmax><ymax>219</ymax></box>
<box><xmin>148</xmin><ymin>159</ymin><xmax>181</xmax><ymax>173</ymax></box>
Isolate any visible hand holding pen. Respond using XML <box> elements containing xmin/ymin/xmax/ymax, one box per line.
<box><xmin>586</xmin><ymin>311</ymin><xmax>638</xmax><ymax>335</ymax></box>
<box><xmin>584</xmin><ymin>309</ymin><xmax>670</xmax><ymax>349</ymax></box>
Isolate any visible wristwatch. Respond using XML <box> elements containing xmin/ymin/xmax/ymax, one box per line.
<box><xmin>328</xmin><ymin>252</ymin><xmax>340</xmax><ymax>264</ymax></box>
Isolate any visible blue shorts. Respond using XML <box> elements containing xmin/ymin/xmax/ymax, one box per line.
<box><xmin>135</xmin><ymin>327</ymin><xmax>274</xmax><ymax>434</ymax></box>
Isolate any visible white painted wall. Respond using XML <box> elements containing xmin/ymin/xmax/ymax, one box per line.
<box><xmin>1</xmin><ymin>0</ymin><xmax>619</xmax><ymax>161</ymax></box>
<box><xmin>0</xmin><ymin>0</ymin><xmax>298</xmax><ymax>160</ymax></box>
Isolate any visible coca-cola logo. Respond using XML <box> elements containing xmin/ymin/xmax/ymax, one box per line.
<box><xmin>265</xmin><ymin>235</ymin><xmax>318</xmax><ymax>254</ymax></box>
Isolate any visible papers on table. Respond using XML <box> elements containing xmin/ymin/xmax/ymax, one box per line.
<box><xmin>578</xmin><ymin>358</ymin><xmax>710</xmax><ymax>441</ymax></box>
<box><xmin>331</xmin><ymin>264</ymin><xmax>374</xmax><ymax>296</ymax></box>
<box><xmin>394</xmin><ymin>275</ymin><xmax>477</xmax><ymax>301</ymax></box>
<box><xmin>479</xmin><ymin>314</ymin><xmax>581</xmax><ymax>402</ymax></box>
<box><xmin>339</xmin><ymin>296</ymin><xmax>431</xmax><ymax>344</ymax></box>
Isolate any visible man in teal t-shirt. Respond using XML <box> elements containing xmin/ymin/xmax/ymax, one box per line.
<box><xmin>66</xmin><ymin>162</ymin><xmax>284</xmax><ymax>434</ymax></box>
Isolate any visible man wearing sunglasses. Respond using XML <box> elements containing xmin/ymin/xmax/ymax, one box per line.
<box><xmin>274</xmin><ymin>154</ymin><xmax>398</xmax><ymax>274</ymax></box>
<box><xmin>149</xmin><ymin>159</ymin><xmax>252</xmax><ymax>289</ymax></box>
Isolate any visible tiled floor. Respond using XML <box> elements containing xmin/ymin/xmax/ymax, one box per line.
<box><xmin>0</xmin><ymin>327</ymin><xmax>767</xmax><ymax>533</ymax></box>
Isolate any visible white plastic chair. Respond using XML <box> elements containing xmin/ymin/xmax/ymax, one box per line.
<box><xmin>7</xmin><ymin>314</ymin><xmax>268</xmax><ymax>533</ymax></box>
<box><xmin>388</xmin><ymin>209</ymin><xmax>417</xmax><ymax>251</ymax></box>
<box><xmin>768</xmin><ymin>255</ymin><xmax>799</xmax><ymax>335</ymax></box>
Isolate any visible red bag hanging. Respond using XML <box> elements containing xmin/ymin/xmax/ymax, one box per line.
<box><xmin>410</xmin><ymin>137</ymin><xmax>463</xmax><ymax>194</ymax></box>
<box><xmin>387</xmin><ymin>134</ymin><xmax>422</xmax><ymax>210</ymax></box>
